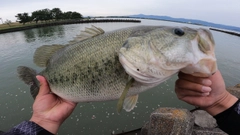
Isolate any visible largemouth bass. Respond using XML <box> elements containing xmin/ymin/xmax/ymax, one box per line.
<box><xmin>17</xmin><ymin>25</ymin><xmax>217</xmax><ymax>112</ymax></box>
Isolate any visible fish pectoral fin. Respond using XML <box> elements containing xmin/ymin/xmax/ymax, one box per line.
<box><xmin>34</xmin><ymin>44</ymin><xmax>65</xmax><ymax>67</ymax></box>
<box><xmin>123</xmin><ymin>94</ymin><xmax>139</xmax><ymax>112</ymax></box>
<box><xmin>117</xmin><ymin>78</ymin><xmax>134</xmax><ymax>113</ymax></box>
<box><xmin>68</xmin><ymin>25</ymin><xmax>105</xmax><ymax>44</ymax></box>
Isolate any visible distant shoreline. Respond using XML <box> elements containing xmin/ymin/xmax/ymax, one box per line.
<box><xmin>131</xmin><ymin>17</ymin><xmax>240</xmax><ymax>37</ymax></box>
<box><xmin>1</xmin><ymin>18</ymin><xmax>239</xmax><ymax>37</ymax></box>
<box><xmin>0</xmin><ymin>19</ymin><xmax>141</xmax><ymax>34</ymax></box>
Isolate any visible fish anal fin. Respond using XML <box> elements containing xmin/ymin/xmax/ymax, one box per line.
<box><xmin>123</xmin><ymin>95</ymin><xmax>139</xmax><ymax>112</ymax></box>
<box><xmin>33</xmin><ymin>44</ymin><xmax>64</xmax><ymax>67</ymax></box>
<box><xmin>68</xmin><ymin>25</ymin><xmax>105</xmax><ymax>44</ymax></box>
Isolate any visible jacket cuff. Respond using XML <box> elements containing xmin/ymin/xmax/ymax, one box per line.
<box><xmin>4</xmin><ymin>121</ymin><xmax>54</xmax><ymax>135</ymax></box>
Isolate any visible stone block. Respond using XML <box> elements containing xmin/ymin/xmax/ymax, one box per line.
<box><xmin>227</xmin><ymin>86</ymin><xmax>240</xmax><ymax>98</ymax></box>
<box><xmin>141</xmin><ymin>108</ymin><xmax>194</xmax><ymax>135</ymax></box>
<box><xmin>192</xmin><ymin>127</ymin><xmax>227</xmax><ymax>135</ymax></box>
<box><xmin>192</xmin><ymin>110</ymin><xmax>217</xmax><ymax>128</ymax></box>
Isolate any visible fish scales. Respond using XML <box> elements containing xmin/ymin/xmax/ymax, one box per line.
<box><xmin>42</xmin><ymin>27</ymin><xmax>138</xmax><ymax>101</ymax></box>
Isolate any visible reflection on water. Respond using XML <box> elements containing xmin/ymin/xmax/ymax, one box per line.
<box><xmin>23</xmin><ymin>30</ymin><xmax>35</xmax><ymax>43</ymax></box>
<box><xmin>0</xmin><ymin>19</ymin><xmax>240</xmax><ymax>135</ymax></box>
<box><xmin>23</xmin><ymin>25</ymin><xmax>65</xmax><ymax>43</ymax></box>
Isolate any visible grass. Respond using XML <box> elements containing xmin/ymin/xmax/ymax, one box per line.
<box><xmin>0</xmin><ymin>19</ymin><xmax>141</xmax><ymax>33</ymax></box>
<box><xmin>0</xmin><ymin>19</ymin><xmax>91</xmax><ymax>31</ymax></box>
<box><xmin>0</xmin><ymin>20</ymin><xmax>60</xmax><ymax>30</ymax></box>
<box><xmin>0</xmin><ymin>22</ymin><xmax>36</xmax><ymax>30</ymax></box>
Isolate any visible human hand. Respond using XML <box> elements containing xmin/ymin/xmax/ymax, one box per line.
<box><xmin>30</xmin><ymin>75</ymin><xmax>77</xmax><ymax>134</ymax></box>
<box><xmin>175</xmin><ymin>70</ymin><xmax>238</xmax><ymax>116</ymax></box>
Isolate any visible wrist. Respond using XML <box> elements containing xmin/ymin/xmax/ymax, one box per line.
<box><xmin>204</xmin><ymin>92</ymin><xmax>238</xmax><ymax>116</ymax></box>
<box><xmin>30</xmin><ymin>116</ymin><xmax>60</xmax><ymax>134</ymax></box>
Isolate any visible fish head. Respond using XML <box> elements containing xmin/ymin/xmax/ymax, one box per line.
<box><xmin>119</xmin><ymin>26</ymin><xmax>217</xmax><ymax>85</ymax></box>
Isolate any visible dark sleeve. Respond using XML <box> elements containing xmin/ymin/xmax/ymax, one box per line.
<box><xmin>214</xmin><ymin>99</ymin><xmax>240</xmax><ymax>135</ymax></box>
<box><xmin>1</xmin><ymin>121</ymin><xmax>54</xmax><ymax>135</ymax></box>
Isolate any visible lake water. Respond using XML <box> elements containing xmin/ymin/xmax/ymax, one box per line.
<box><xmin>0</xmin><ymin>19</ymin><xmax>240</xmax><ymax>135</ymax></box>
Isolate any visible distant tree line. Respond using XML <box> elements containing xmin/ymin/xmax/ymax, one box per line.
<box><xmin>15</xmin><ymin>8</ymin><xmax>83</xmax><ymax>25</ymax></box>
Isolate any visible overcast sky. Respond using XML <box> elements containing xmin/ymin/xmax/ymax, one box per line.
<box><xmin>1</xmin><ymin>0</ymin><xmax>240</xmax><ymax>27</ymax></box>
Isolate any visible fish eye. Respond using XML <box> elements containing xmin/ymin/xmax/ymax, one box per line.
<box><xmin>173</xmin><ymin>28</ymin><xmax>185</xmax><ymax>36</ymax></box>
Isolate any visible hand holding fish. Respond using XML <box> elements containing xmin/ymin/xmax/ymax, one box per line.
<box><xmin>175</xmin><ymin>70</ymin><xmax>238</xmax><ymax>116</ymax></box>
<box><xmin>30</xmin><ymin>75</ymin><xmax>77</xmax><ymax>134</ymax></box>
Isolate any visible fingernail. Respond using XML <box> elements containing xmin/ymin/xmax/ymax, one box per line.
<box><xmin>202</xmin><ymin>86</ymin><xmax>211</xmax><ymax>92</ymax></box>
<box><xmin>36</xmin><ymin>75</ymin><xmax>42</xmax><ymax>82</ymax></box>
<box><xmin>203</xmin><ymin>79</ymin><xmax>212</xmax><ymax>86</ymax></box>
<box><xmin>36</xmin><ymin>75</ymin><xmax>40</xmax><ymax>81</ymax></box>
<box><xmin>202</xmin><ymin>92</ymin><xmax>210</xmax><ymax>96</ymax></box>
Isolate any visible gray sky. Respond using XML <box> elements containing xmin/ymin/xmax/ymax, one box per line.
<box><xmin>1</xmin><ymin>0</ymin><xmax>240</xmax><ymax>27</ymax></box>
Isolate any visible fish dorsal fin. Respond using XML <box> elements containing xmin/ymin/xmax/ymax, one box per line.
<box><xmin>33</xmin><ymin>44</ymin><xmax>64</xmax><ymax>67</ymax></box>
<box><xmin>68</xmin><ymin>25</ymin><xmax>105</xmax><ymax>44</ymax></box>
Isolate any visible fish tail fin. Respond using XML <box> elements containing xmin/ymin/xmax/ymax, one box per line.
<box><xmin>17</xmin><ymin>66</ymin><xmax>40</xmax><ymax>99</ymax></box>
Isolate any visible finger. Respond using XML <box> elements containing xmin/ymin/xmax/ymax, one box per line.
<box><xmin>175</xmin><ymin>86</ymin><xmax>210</xmax><ymax>98</ymax></box>
<box><xmin>178</xmin><ymin>72</ymin><xmax>212</xmax><ymax>86</ymax></box>
<box><xmin>175</xmin><ymin>87</ymin><xmax>211</xmax><ymax>108</ymax></box>
<box><xmin>175</xmin><ymin>79</ymin><xmax>211</xmax><ymax>93</ymax></box>
<box><xmin>178</xmin><ymin>95</ymin><xmax>210</xmax><ymax>107</ymax></box>
<box><xmin>36</xmin><ymin>75</ymin><xmax>51</xmax><ymax>96</ymax></box>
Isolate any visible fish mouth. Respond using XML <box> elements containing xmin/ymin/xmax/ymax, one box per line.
<box><xmin>180</xmin><ymin>60</ymin><xmax>217</xmax><ymax>78</ymax></box>
<box><xmin>180</xmin><ymin>28</ymin><xmax>217</xmax><ymax>77</ymax></box>
<box><xmin>119</xmin><ymin>53</ymin><xmax>164</xmax><ymax>85</ymax></box>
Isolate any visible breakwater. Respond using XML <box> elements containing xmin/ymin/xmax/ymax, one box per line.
<box><xmin>0</xmin><ymin>19</ymin><xmax>141</xmax><ymax>34</ymax></box>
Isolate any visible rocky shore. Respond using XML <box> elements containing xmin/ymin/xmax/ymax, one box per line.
<box><xmin>115</xmin><ymin>84</ymin><xmax>240</xmax><ymax>135</ymax></box>
<box><xmin>0</xmin><ymin>19</ymin><xmax>141</xmax><ymax>34</ymax></box>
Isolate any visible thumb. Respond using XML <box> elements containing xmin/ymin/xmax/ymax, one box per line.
<box><xmin>36</xmin><ymin>75</ymin><xmax>51</xmax><ymax>97</ymax></box>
